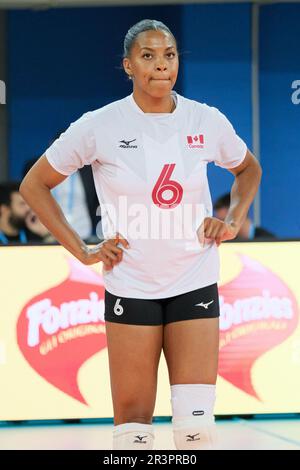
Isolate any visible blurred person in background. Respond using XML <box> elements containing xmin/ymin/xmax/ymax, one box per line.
<box><xmin>23</xmin><ymin>142</ymin><xmax>101</xmax><ymax>242</ymax></box>
<box><xmin>213</xmin><ymin>192</ymin><xmax>275</xmax><ymax>240</ymax></box>
<box><xmin>0</xmin><ymin>181</ymin><xmax>53</xmax><ymax>244</ymax></box>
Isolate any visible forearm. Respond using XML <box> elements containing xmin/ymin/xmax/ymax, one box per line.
<box><xmin>20</xmin><ymin>179</ymin><xmax>87</xmax><ymax>261</ymax></box>
<box><xmin>225</xmin><ymin>162</ymin><xmax>262</xmax><ymax>229</ymax></box>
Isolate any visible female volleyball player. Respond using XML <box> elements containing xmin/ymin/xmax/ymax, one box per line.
<box><xmin>20</xmin><ymin>19</ymin><xmax>262</xmax><ymax>450</ymax></box>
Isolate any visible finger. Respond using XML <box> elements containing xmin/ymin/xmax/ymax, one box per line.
<box><xmin>198</xmin><ymin>218</ymin><xmax>213</xmax><ymax>246</ymax></box>
<box><xmin>111</xmin><ymin>250</ymin><xmax>123</xmax><ymax>265</ymax></box>
<box><xmin>204</xmin><ymin>220</ymin><xmax>214</xmax><ymax>239</ymax></box>
<box><xmin>205</xmin><ymin>219</ymin><xmax>224</xmax><ymax>240</ymax></box>
<box><xmin>110</xmin><ymin>233</ymin><xmax>120</xmax><ymax>249</ymax></box>
<box><xmin>197</xmin><ymin>222</ymin><xmax>205</xmax><ymax>246</ymax></box>
<box><xmin>111</xmin><ymin>246</ymin><xmax>123</xmax><ymax>263</ymax></box>
<box><xmin>215</xmin><ymin>237</ymin><xmax>222</xmax><ymax>247</ymax></box>
<box><xmin>104</xmin><ymin>244</ymin><xmax>123</xmax><ymax>263</ymax></box>
<box><xmin>89</xmin><ymin>251</ymin><xmax>112</xmax><ymax>270</ymax></box>
<box><xmin>102</xmin><ymin>246</ymin><xmax>118</xmax><ymax>262</ymax></box>
<box><xmin>106</xmin><ymin>243</ymin><xmax>123</xmax><ymax>256</ymax></box>
<box><xmin>109</xmin><ymin>246</ymin><xmax>124</xmax><ymax>262</ymax></box>
<box><xmin>115</xmin><ymin>232</ymin><xmax>130</xmax><ymax>249</ymax></box>
<box><xmin>210</xmin><ymin>225</ymin><xmax>223</xmax><ymax>240</ymax></box>
<box><xmin>96</xmin><ymin>251</ymin><xmax>112</xmax><ymax>268</ymax></box>
<box><xmin>102</xmin><ymin>244</ymin><xmax>123</xmax><ymax>264</ymax></box>
<box><xmin>101</xmin><ymin>254</ymin><xmax>113</xmax><ymax>270</ymax></box>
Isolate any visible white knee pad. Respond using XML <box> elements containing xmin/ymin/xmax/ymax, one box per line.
<box><xmin>113</xmin><ymin>422</ymin><xmax>155</xmax><ymax>450</ymax></box>
<box><xmin>171</xmin><ymin>384</ymin><xmax>218</xmax><ymax>450</ymax></box>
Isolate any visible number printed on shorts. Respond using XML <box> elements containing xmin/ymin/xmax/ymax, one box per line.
<box><xmin>152</xmin><ymin>163</ymin><xmax>183</xmax><ymax>209</ymax></box>
<box><xmin>114</xmin><ymin>298</ymin><xmax>124</xmax><ymax>316</ymax></box>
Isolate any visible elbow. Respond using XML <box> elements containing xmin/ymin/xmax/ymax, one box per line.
<box><xmin>249</xmin><ymin>155</ymin><xmax>262</xmax><ymax>185</ymax></box>
<box><xmin>20</xmin><ymin>174</ymin><xmax>49</xmax><ymax>204</ymax></box>
<box><xmin>19</xmin><ymin>177</ymin><xmax>29</xmax><ymax>199</ymax></box>
<box><xmin>19</xmin><ymin>174</ymin><xmax>35</xmax><ymax>202</ymax></box>
<box><xmin>256</xmin><ymin>160</ymin><xmax>262</xmax><ymax>184</ymax></box>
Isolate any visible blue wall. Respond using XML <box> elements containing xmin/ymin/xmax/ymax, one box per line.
<box><xmin>260</xmin><ymin>4</ymin><xmax>300</xmax><ymax>237</ymax></box>
<box><xmin>182</xmin><ymin>3</ymin><xmax>252</xmax><ymax>210</ymax></box>
<box><xmin>7</xmin><ymin>3</ymin><xmax>300</xmax><ymax>237</ymax></box>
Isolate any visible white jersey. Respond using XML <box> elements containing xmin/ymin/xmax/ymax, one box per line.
<box><xmin>45</xmin><ymin>91</ymin><xmax>247</xmax><ymax>299</ymax></box>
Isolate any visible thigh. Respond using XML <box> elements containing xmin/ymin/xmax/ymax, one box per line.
<box><xmin>163</xmin><ymin>284</ymin><xmax>220</xmax><ymax>384</ymax></box>
<box><xmin>163</xmin><ymin>317</ymin><xmax>219</xmax><ymax>385</ymax></box>
<box><xmin>105</xmin><ymin>321</ymin><xmax>163</xmax><ymax>425</ymax></box>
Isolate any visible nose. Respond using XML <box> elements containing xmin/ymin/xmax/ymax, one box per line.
<box><xmin>155</xmin><ymin>58</ymin><xmax>168</xmax><ymax>72</ymax></box>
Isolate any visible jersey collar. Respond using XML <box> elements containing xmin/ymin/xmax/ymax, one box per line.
<box><xmin>128</xmin><ymin>90</ymin><xmax>180</xmax><ymax>118</ymax></box>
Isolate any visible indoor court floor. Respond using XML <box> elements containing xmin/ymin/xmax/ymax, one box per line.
<box><xmin>0</xmin><ymin>417</ymin><xmax>300</xmax><ymax>450</ymax></box>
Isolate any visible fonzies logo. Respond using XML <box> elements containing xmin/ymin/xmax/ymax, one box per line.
<box><xmin>17</xmin><ymin>258</ymin><xmax>107</xmax><ymax>405</ymax></box>
<box><xmin>218</xmin><ymin>254</ymin><xmax>299</xmax><ymax>400</ymax></box>
<box><xmin>16</xmin><ymin>253</ymin><xmax>299</xmax><ymax>406</ymax></box>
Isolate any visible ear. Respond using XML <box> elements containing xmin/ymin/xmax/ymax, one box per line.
<box><xmin>123</xmin><ymin>57</ymin><xmax>133</xmax><ymax>79</ymax></box>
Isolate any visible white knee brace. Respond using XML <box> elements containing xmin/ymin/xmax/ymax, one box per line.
<box><xmin>171</xmin><ymin>384</ymin><xmax>218</xmax><ymax>450</ymax></box>
<box><xmin>113</xmin><ymin>422</ymin><xmax>155</xmax><ymax>450</ymax></box>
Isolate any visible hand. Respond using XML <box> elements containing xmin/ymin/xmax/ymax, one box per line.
<box><xmin>197</xmin><ymin>217</ymin><xmax>239</xmax><ymax>247</ymax></box>
<box><xmin>81</xmin><ymin>232</ymin><xmax>130</xmax><ymax>270</ymax></box>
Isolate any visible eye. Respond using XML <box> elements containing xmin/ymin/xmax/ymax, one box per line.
<box><xmin>142</xmin><ymin>53</ymin><xmax>152</xmax><ymax>59</ymax></box>
<box><xmin>166</xmin><ymin>52</ymin><xmax>176</xmax><ymax>58</ymax></box>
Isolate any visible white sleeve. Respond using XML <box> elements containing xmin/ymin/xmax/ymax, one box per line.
<box><xmin>45</xmin><ymin>112</ymin><xmax>97</xmax><ymax>176</ymax></box>
<box><xmin>213</xmin><ymin>109</ymin><xmax>247</xmax><ymax>169</ymax></box>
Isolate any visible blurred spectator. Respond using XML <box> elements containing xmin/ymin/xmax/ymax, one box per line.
<box><xmin>213</xmin><ymin>192</ymin><xmax>276</xmax><ymax>240</ymax></box>
<box><xmin>23</xmin><ymin>153</ymin><xmax>100</xmax><ymax>241</ymax></box>
<box><xmin>0</xmin><ymin>181</ymin><xmax>53</xmax><ymax>244</ymax></box>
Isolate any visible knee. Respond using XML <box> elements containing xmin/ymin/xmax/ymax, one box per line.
<box><xmin>113</xmin><ymin>422</ymin><xmax>155</xmax><ymax>450</ymax></box>
<box><xmin>116</xmin><ymin>415</ymin><xmax>153</xmax><ymax>426</ymax></box>
<box><xmin>114</xmin><ymin>399</ymin><xmax>153</xmax><ymax>425</ymax></box>
<box><xmin>171</xmin><ymin>384</ymin><xmax>218</xmax><ymax>450</ymax></box>
<box><xmin>172</xmin><ymin>419</ymin><xmax>218</xmax><ymax>450</ymax></box>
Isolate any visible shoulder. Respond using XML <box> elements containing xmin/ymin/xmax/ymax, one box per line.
<box><xmin>69</xmin><ymin>96</ymin><xmax>129</xmax><ymax>130</ymax></box>
<box><xmin>179</xmin><ymin>94</ymin><xmax>224</xmax><ymax>123</ymax></box>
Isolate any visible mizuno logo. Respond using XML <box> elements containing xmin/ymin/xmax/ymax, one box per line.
<box><xmin>119</xmin><ymin>139</ymin><xmax>137</xmax><ymax>148</ymax></box>
<box><xmin>133</xmin><ymin>435</ymin><xmax>147</xmax><ymax>444</ymax></box>
<box><xmin>195</xmin><ymin>300</ymin><xmax>214</xmax><ymax>309</ymax></box>
<box><xmin>186</xmin><ymin>433</ymin><xmax>200</xmax><ymax>442</ymax></box>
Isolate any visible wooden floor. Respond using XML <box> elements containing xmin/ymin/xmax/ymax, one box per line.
<box><xmin>0</xmin><ymin>418</ymin><xmax>300</xmax><ymax>450</ymax></box>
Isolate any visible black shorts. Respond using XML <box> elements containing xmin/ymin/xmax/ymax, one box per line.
<box><xmin>104</xmin><ymin>283</ymin><xmax>220</xmax><ymax>326</ymax></box>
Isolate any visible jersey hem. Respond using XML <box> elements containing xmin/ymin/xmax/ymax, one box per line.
<box><xmin>103</xmin><ymin>276</ymin><xmax>220</xmax><ymax>300</ymax></box>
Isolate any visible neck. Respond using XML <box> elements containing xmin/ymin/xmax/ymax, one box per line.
<box><xmin>132</xmin><ymin>88</ymin><xmax>175</xmax><ymax>113</ymax></box>
<box><xmin>0</xmin><ymin>217</ymin><xmax>19</xmax><ymax>236</ymax></box>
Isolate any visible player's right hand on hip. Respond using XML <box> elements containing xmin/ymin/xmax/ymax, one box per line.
<box><xmin>81</xmin><ymin>232</ymin><xmax>130</xmax><ymax>270</ymax></box>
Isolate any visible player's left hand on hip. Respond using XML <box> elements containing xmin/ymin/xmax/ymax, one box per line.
<box><xmin>197</xmin><ymin>217</ymin><xmax>239</xmax><ymax>247</ymax></box>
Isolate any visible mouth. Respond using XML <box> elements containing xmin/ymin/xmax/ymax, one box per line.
<box><xmin>151</xmin><ymin>78</ymin><xmax>170</xmax><ymax>81</ymax></box>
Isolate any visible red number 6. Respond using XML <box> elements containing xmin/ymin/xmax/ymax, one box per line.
<box><xmin>152</xmin><ymin>164</ymin><xmax>183</xmax><ymax>209</ymax></box>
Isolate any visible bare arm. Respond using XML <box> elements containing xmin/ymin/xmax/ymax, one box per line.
<box><xmin>225</xmin><ymin>149</ymin><xmax>262</xmax><ymax>229</ymax></box>
<box><xmin>200</xmin><ymin>149</ymin><xmax>262</xmax><ymax>245</ymax></box>
<box><xmin>19</xmin><ymin>155</ymin><xmax>128</xmax><ymax>267</ymax></box>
